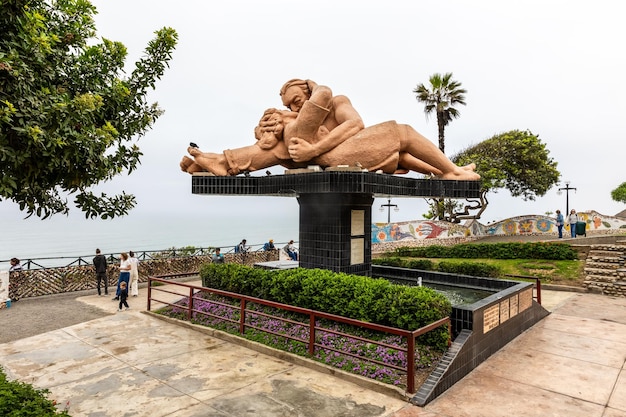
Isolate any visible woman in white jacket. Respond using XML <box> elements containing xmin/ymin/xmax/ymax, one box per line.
<box><xmin>567</xmin><ymin>209</ymin><xmax>579</xmax><ymax>238</ymax></box>
<box><xmin>129</xmin><ymin>251</ymin><xmax>139</xmax><ymax>297</ymax></box>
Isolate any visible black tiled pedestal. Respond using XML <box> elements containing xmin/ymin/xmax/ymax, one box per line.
<box><xmin>191</xmin><ymin>171</ymin><xmax>480</xmax><ymax>275</ymax></box>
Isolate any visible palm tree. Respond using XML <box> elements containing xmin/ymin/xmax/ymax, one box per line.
<box><xmin>413</xmin><ymin>73</ymin><xmax>466</xmax><ymax>154</ymax></box>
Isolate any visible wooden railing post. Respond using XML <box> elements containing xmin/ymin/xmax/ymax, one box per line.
<box><xmin>309</xmin><ymin>314</ymin><xmax>316</xmax><ymax>356</ymax></box>
<box><xmin>407</xmin><ymin>335</ymin><xmax>416</xmax><ymax>394</ymax></box>
<box><xmin>187</xmin><ymin>287</ymin><xmax>194</xmax><ymax>320</ymax></box>
<box><xmin>240</xmin><ymin>299</ymin><xmax>246</xmax><ymax>334</ymax></box>
<box><xmin>147</xmin><ymin>277</ymin><xmax>152</xmax><ymax>311</ymax></box>
<box><xmin>535</xmin><ymin>278</ymin><xmax>542</xmax><ymax>305</ymax></box>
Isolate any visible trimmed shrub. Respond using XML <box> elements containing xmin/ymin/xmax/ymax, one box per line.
<box><xmin>394</xmin><ymin>242</ymin><xmax>577</xmax><ymax>260</ymax></box>
<box><xmin>372</xmin><ymin>257</ymin><xmax>406</xmax><ymax>267</ymax></box>
<box><xmin>407</xmin><ymin>259</ymin><xmax>435</xmax><ymax>270</ymax></box>
<box><xmin>436</xmin><ymin>261</ymin><xmax>501</xmax><ymax>277</ymax></box>
<box><xmin>0</xmin><ymin>367</ymin><xmax>69</xmax><ymax>416</ymax></box>
<box><xmin>199</xmin><ymin>263</ymin><xmax>452</xmax><ymax>348</ymax></box>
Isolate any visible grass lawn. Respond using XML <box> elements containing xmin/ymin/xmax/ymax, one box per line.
<box><xmin>418</xmin><ymin>258</ymin><xmax>586</xmax><ymax>287</ymax></box>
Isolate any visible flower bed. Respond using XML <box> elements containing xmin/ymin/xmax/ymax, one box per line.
<box><xmin>156</xmin><ymin>291</ymin><xmax>442</xmax><ymax>390</ymax></box>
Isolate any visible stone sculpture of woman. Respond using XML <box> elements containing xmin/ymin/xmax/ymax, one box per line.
<box><xmin>180</xmin><ymin>79</ymin><xmax>479</xmax><ymax>181</ymax></box>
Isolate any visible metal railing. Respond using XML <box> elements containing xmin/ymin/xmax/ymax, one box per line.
<box><xmin>1</xmin><ymin>241</ymin><xmax>295</xmax><ymax>270</ymax></box>
<box><xmin>147</xmin><ymin>276</ymin><xmax>451</xmax><ymax>394</ymax></box>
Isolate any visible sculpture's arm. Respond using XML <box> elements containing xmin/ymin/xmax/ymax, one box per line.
<box><xmin>310</xmin><ymin>94</ymin><xmax>364</xmax><ymax>157</ymax></box>
<box><xmin>288</xmin><ymin>94</ymin><xmax>365</xmax><ymax>162</ymax></box>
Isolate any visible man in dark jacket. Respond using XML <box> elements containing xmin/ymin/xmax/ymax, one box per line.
<box><xmin>93</xmin><ymin>248</ymin><xmax>108</xmax><ymax>296</ymax></box>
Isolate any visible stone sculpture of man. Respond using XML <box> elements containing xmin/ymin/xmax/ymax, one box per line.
<box><xmin>180</xmin><ymin>79</ymin><xmax>479</xmax><ymax>180</ymax></box>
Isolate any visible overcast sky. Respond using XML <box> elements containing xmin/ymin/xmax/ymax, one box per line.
<box><xmin>3</xmin><ymin>0</ymin><xmax>626</xmax><ymax>224</ymax></box>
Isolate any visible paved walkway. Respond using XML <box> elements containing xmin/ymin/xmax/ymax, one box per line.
<box><xmin>1</xmin><ymin>284</ymin><xmax>625</xmax><ymax>417</ymax></box>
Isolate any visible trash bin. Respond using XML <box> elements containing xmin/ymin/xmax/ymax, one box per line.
<box><xmin>576</xmin><ymin>221</ymin><xmax>586</xmax><ymax>236</ymax></box>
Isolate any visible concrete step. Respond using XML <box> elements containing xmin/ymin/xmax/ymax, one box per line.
<box><xmin>585</xmin><ymin>255</ymin><xmax>622</xmax><ymax>263</ymax></box>
<box><xmin>587</xmin><ymin>249</ymin><xmax>624</xmax><ymax>257</ymax></box>
<box><xmin>584</xmin><ymin>274</ymin><xmax>619</xmax><ymax>283</ymax></box>
<box><xmin>584</xmin><ymin>267</ymin><xmax>619</xmax><ymax>276</ymax></box>
<box><xmin>589</xmin><ymin>244</ymin><xmax>626</xmax><ymax>252</ymax></box>
<box><xmin>585</xmin><ymin>262</ymin><xmax>621</xmax><ymax>271</ymax></box>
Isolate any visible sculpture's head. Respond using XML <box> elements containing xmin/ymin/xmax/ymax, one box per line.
<box><xmin>255</xmin><ymin>108</ymin><xmax>298</xmax><ymax>149</ymax></box>
<box><xmin>280</xmin><ymin>79</ymin><xmax>312</xmax><ymax>112</ymax></box>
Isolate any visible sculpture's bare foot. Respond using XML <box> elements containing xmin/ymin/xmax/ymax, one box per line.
<box><xmin>440</xmin><ymin>164</ymin><xmax>481</xmax><ymax>181</ymax></box>
<box><xmin>180</xmin><ymin>156</ymin><xmax>193</xmax><ymax>172</ymax></box>
<box><xmin>180</xmin><ymin>156</ymin><xmax>205</xmax><ymax>173</ymax></box>
<box><xmin>187</xmin><ymin>147</ymin><xmax>229</xmax><ymax>176</ymax></box>
<box><xmin>180</xmin><ymin>156</ymin><xmax>204</xmax><ymax>173</ymax></box>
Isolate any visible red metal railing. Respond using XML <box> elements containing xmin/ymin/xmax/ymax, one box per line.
<box><xmin>535</xmin><ymin>277</ymin><xmax>542</xmax><ymax>305</ymax></box>
<box><xmin>147</xmin><ymin>276</ymin><xmax>451</xmax><ymax>393</ymax></box>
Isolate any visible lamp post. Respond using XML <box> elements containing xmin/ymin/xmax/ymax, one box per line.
<box><xmin>557</xmin><ymin>181</ymin><xmax>577</xmax><ymax>215</ymax></box>
<box><xmin>379</xmin><ymin>198</ymin><xmax>399</xmax><ymax>224</ymax></box>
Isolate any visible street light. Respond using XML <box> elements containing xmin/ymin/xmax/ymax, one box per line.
<box><xmin>379</xmin><ymin>198</ymin><xmax>399</xmax><ymax>223</ymax></box>
<box><xmin>557</xmin><ymin>181</ymin><xmax>577</xmax><ymax>214</ymax></box>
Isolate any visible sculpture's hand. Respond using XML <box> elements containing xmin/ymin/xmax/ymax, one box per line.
<box><xmin>258</xmin><ymin>134</ymin><xmax>279</xmax><ymax>150</ymax></box>
<box><xmin>257</xmin><ymin>117</ymin><xmax>275</xmax><ymax>134</ymax></box>
<box><xmin>288</xmin><ymin>138</ymin><xmax>317</xmax><ymax>162</ymax></box>
<box><xmin>305</xmin><ymin>79</ymin><xmax>318</xmax><ymax>94</ymax></box>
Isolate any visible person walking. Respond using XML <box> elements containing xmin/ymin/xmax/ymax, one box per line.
<box><xmin>555</xmin><ymin>210</ymin><xmax>564</xmax><ymax>239</ymax></box>
<box><xmin>93</xmin><ymin>249</ymin><xmax>108</xmax><ymax>296</ymax></box>
<box><xmin>568</xmin><ymin>209</ymin><xmax>579</xmax><ymax>238</ymax></box>
<box><xmin>118</xmin><ymin>281</ymin><xmax>130</xmax><ymax>312</ymax></box>
<box><xmin>128</xmin><ymin>251</ymin><xmax>139</xmax><ymax>297</ymax></box>
<box><xmin>112</xmin><ymin>252</ymin><xmax>131</xmax><ymax>301</ymax></box>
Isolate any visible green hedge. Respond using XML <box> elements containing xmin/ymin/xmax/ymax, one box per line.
<box><xmin>372</xmin><ymin>257</ymin><xmax>501</xmax><ymax>277</ymax></box>
<box><xmin>0</xmin><ymin>367</ymin><xmax>69</xmax><ymax>416</ymax></box>
<box><xmin>200</xmin><ymin>263</ymin><xmax>452</xmax><ymax>348</ymax></box>
<box><xmin>394</xmin><ymin>242</ymin><xmax>578</xmax><ymax>260</ymax></box>
<box><xmin>436</xmin><ymin>261</ymin><xmax>500</xmax><ymax>277</ymax></box>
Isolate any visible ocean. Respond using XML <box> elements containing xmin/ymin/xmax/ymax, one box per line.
<box><xmin>0</xmin><ymin>202</ymin><xmax>300</xmax><ymax>270</ymax></box>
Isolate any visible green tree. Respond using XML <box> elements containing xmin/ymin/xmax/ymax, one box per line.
<box><xmin>611</xmin><ymin>182</ymin><xmax>626</xmax><ymax>204</ymax></box>
<box><xmin>0</xmin><ymin>0</ymin><xmax>178</xmax><ymax>218</ymax></box>
<box><xmin>451</xmin><ymin>130</ymin><xmax>560</xmax><ymax>221</ymax></box>
<box><xmin>413</xmin><ymin>72</ymin><xmax>466</xmax><ymax>154</ymax></box>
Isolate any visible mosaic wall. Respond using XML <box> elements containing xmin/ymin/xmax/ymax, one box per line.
<box><xmin>372</xmin><ymin>210</ymin><xmax>626</xmax><ymax>243</ymax></box>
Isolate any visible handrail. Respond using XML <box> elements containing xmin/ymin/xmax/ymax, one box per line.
<box><xmin>1</xmin><ymin>241</ymin><xmax>295</xmax><ymax>270</ymax></box>
<box><xmin>147</xmin><ymin>276</ymin><xmax>451</xmax><ymax>393</ymax></box>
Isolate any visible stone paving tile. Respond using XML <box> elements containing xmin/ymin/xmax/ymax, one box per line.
<box><xmin>423</xmin><ymin>369</ymin><xmax>606</xmax><ymax>417</ymax></box>
<box><xmin>608</xmin><ymin>367</ymin><xmax>626</xmax><ymax>413</ymax></box>
<box><xmin>0</xmin><ymin>330</ymin><xmax>127</xmax><ymax>387</ymax></box>
<box><xmin>604</xmin><ymin>407</ymin><xmax>626</xmax><ymax>417</ymax></box>
<box><xmin>48</xmin><ymin>365</ymin><xmax>204</xmax><ymax>416</ymax></box>
<box><xmin>476</xmin><ymin>342</ymin><xmax>619</xmax><ymax>405</ymax></box>
<box><xmin>512</xmin><ymin>321</ymin><xmax>626</xmax><ymax>368</ymax></box>
<box><xmin>137</xmin><ymin>347</ymin><xmax>295</xmax><ymax>402</ymax></box>
<box><xmin>540</xmin><ymin>313</ymin><xmax>626</xmax><ymax>345</ymax></box>
<box><xmin>553</xmin><ymin>293</ymin><xmax>626</xmax><ymax>325</ymax></box>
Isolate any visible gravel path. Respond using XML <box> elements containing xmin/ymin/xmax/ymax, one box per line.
<box><xmin>0</xmin><ymin>290</ymin><xmax>111</xmax><ymax>344</ymax></box>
